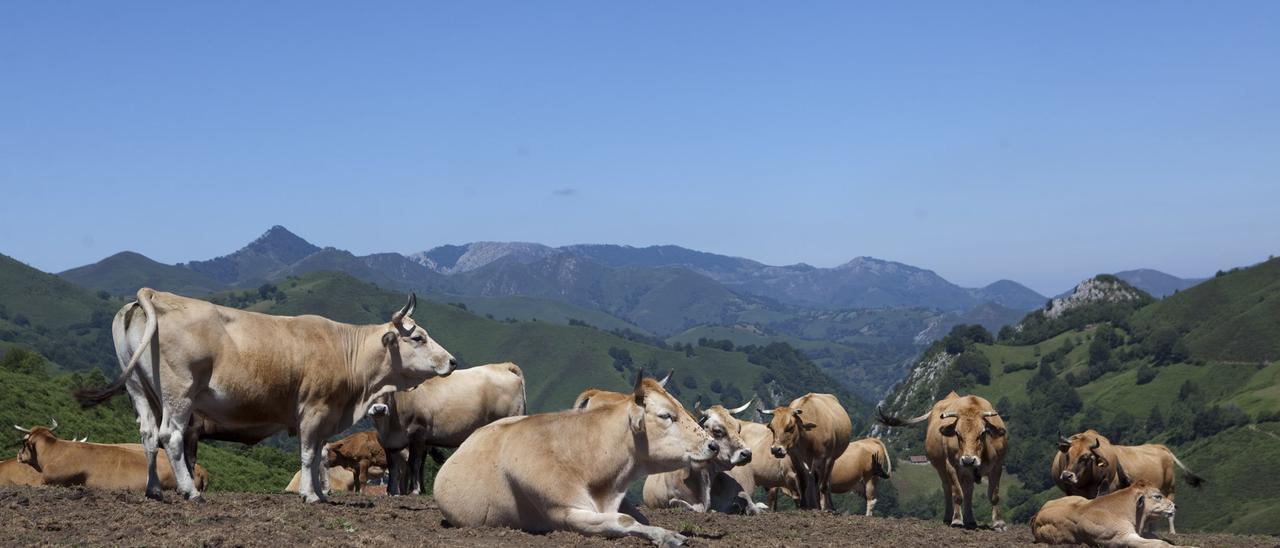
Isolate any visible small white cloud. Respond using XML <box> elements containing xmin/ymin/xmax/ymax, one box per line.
<box><xmin>552</xmin><ymin>187</ymin><xmax>577</xmax><ymax>197</ymax></box>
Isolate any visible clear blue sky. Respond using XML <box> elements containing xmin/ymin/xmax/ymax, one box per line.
<box><xmin>2</xmin><ymin>3</ymin><xmax>1277</xmax><ymax>295</ymax></box>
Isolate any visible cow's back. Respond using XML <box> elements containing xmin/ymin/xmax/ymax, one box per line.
<box><xmin>1031</xmin><ymin>496</ymin><xmax>1090</xmax><ymax>544</ymax></box>
<box><xmin>830</xmin><ymin>439</ymin><xmax>882</xmax><ymax>493</ymax></box>
<box><xmin>434</xmin><ymin>415</ymin><xmax>533</xmax><ymax>528</ymax></box>
<box><xmin>401</xmin><ymin>362</ymin><xmax>526</xmax><ymax>447</ymax></box>
<box><xmin>793</xmin><ymin>393</ymin><xmax>852</xmax><ymax>459</ymax></box>
<box><xmin>1113</xmin><ymin>444</ymin><xmax>1176</xmax><ymax>494</ymax></box>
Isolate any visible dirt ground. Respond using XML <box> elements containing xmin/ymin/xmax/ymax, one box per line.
<box><xmin>1</xmin><ymin>487</ymin><xmax>1274</xmax><ymax>547</ymax></box>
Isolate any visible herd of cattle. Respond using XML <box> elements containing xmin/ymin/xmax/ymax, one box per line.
<box><xmin>0</xmin><ymin>289</ymin><xmax>1206</xmax><ymax>547</ymax></box>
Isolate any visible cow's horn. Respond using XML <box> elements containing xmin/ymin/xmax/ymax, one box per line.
<box><xmin>633</xmin><ymin>368</ymin><xmax>646</xmax><ymax>405</ymax></box>
<box><xmin>758</xmin><ymin>408</ymin><xmax>775</xmax><ymax>417</ymax></box>
<box><xmin>728</xmin><ymin>398</ymin><xmax>754</xmax><ymax>416</ymax></box>
<box><xmin>13</xmin><ymin>425</ymin><xmax>31</xmax><ymax>433</ymax></box>
<box><xmin>657</xmin><ymin>370</ymin><xmax>673</xmax><ymax>388</ymax></box>
<box><xmin>982</xmin><ymin>410</ymin><xmax>999</xmax><ymax>417</ymax></box>
<box><xmin>1089</xmin><ymin>438</ymin><xmax>1100</xmax><ymax>450</ymax></box>
<box><xmin>940</xmin><ymin>411</ymin><xmax>957</xmax><ymax>419</ymax></box>
<box><xmin>49</xmin><ymin>417</ymin><xmax>58</xmax><ymax>431</ymax></box>
<box><xmin>692</xmin><ymin>398</ymin><xmax>703</xmax><ymax>412</ymax></box>
<box><xmin>393</xmin><ymin>293</ymin><xmax>416</xmax><ymax>323</ymax></box>
<box><xmin>1058</xmin><ymin>431</ymin><xmax>1071</xmax><ymax>446</ymax></box>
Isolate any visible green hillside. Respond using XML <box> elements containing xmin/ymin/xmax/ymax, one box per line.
<box><xmin>59</xmin><ymin>251</ymin><xmax>229</xmax><ymax>296</ymax></box>
<box><xmin>0</xmin><ymin>253</ymin><xmax>119</xmax><ymax>373</ymax></box>
<box><xmin>0</xmin><ymin>350</ymin><xmax>295</xmax><ymax>492</ymax></box>
<box><xmin>877</xmin><ymin>258</ymin><xmax>1280</xmax><ymax>534</ymax></box>
<box><xmin>446</xmin><ymin>294</ymin><xmax>650</xmax><ymax>334</ymax></box>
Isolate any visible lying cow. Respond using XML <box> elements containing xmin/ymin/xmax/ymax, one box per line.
<box><xmin>16</xmin><ymin>421</ymin><xmax>208</xmax><ymax>492</ymax></box>
<box><xmin>368</xmin><ymin>362</ymin><xmax>526</xmax><ymax>495</ymax></box>
<box><xmin>877</xmin><ymin>391</ymin><xmax>1008</xmax><ymax>530</ymax></box>
<box><xmin>760</xmin><ymin>393</ymin><xmax>852</xmax><ymax>511</ymax></box>
<box><xmin>642</xmin><ymin>399</ymin><xmax>755</xmax><ymax>514</ymax></box>
<box><xmin>1054</xmin><ymin>429</ymin><xmax>1203</xmax><ymax>534</ymax></box>
<box><xmin>830</xmin><ymin>437</ymin><xmax>893</xmax><ymax>516</ymax></box>
<box><xmin>286</xmin><ymin>465</ymin><xmax>356</xmax><ymax>493</ymax></box>
<box><xmin>76</xmin><ymin>290</ymin><xmax>455</xmax><ymax>502</ymax></box>
<box><xmin>434</xmin><ymin>372</ymin><xmax>717</xmax><ymax>547</ymax></box>
<box><xmin>323</xmin><ymin>431</ymin><xmax>386</xmax><ymax>493</ymax></box>
<box><xmin>0</xmin><ymin>458</ymin><xmax>42</xmax><ymax>487</ymax></box>
<box><xmin>1032</xmin><ymin>480</ymin><xmax>1185</xmax><ymax>547</ymax></box>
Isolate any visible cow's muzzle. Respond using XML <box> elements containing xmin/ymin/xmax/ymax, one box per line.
<box><xmin>733</xmin><ymin>449</ymin><xmax>752</xmax><ymax>465</ymax></box>
<box><xmin>1059</xmin><ymin>471</ymin><xmax>1077</xmax><ymax>484</ymax></box>
<box><xmin>771</xmin><ymin>446</ymin><xmax>787</xmax><ymax>459</ymax></box>
<box><xmin>367</xmin><ymin>403</ymin><xmax>389</xmax><ymax>418</ymax></box>
<box><xmin>959</xmin><ymin>455</ymin><xmax>981</xmax><ymax>467</ymax></box>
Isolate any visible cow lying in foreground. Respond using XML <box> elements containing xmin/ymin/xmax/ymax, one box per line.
<box><xmin>75</xmin><ymin>290</ymin><xmax>455</xmax><ymax>503</ymax></box>
<box><xmin>434</xmin><ymin>372</ymin><xmax>717</xmax><ymax>547</ymax></box>
<box><xmin>642</xmin><ymin>399</ymin><xmax>755</xmax><ymax>514</ymax></box>
<box><xmin>1032</xmin><ymin>480</ymin><xmax>1186</xmax><ymax>547</ymax></box>
<box><xmin>1054</xmin><ymin>430</ymin><xmax>1203</xmax><ymax>534</ymax></box>
<box><xmin>0</xmin><ymin>458</ymin><xmax>42</xmax><ymax>487</ymax></box>
<box><xmin>16</xmin><ymin>422</ymin><xmax>208</xmax><ymax>492</ymax></box>
<box><xmin>877</xmin><ymin>391</ymin><xmax>1008</xmax><ymax>530</ymax></box>
<box><xmin>368</xmin><ymin>362</ymin><xmax>527</xmax><ymax>495</ymax></box>
<box><xmin>323</xmin><ymin>431</ymin><xmax>386</xmax><ymax>494</ymax></box>
<box><xmin>760</xmin><ymin>393</ymin><xmax>852</xmax><ymax>511</ymax></box>
<box><xmin>829</xmin><ymin>438</ymin><xmax>893</xmax><ymax>516</ymax></box>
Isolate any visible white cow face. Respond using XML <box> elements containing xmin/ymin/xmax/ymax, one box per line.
<box><xmin>633</xmin><ymin>378</ymin><xmax>717</xmax><ymax>470</ymax></box>
<box><xmin>698</xmin><ymin>401</ymin><xmax>753</xmax><ymax>468</ymax></box>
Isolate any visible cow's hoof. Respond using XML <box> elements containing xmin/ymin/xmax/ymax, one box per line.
<box><xmin>949</xmin><ymin>519</ymin><xmax>964</xmax><ymax>528</ymax></box>
<box><xmin>654</xmin><ymin>530</ymin><xmax>687</xmax><ymax>547</ymax></box>
<box><xmin>144</xmin><ymin>489</ymin><xmax>164</xmax><ymax>501</ymax></box>
<box><xmin>187</xmin><ymin>494</ymin><xmax>207</xmax><ymax>504</ymax></box>
<box><xmin>993</xmin><ymin>521</ymin><xmax>1007</xmax><ymax>532</ymax></box>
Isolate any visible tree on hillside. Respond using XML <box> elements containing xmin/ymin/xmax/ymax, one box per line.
<box><xmin>1146</xmin><ymin>327</ymin><xmax>1189</xmax><ymax>365</ymax></box>
<box><xmin>1145</xmin><ymin>406</ymin><xmax>1165</xmax><ymax>436</ymax></box>
<box><xmin>1109</xmin><ymin>409</ymin><xmax>1139</xmax><ymax>444</ymax></box>
<box><xmin>1089</xmin><ymin>333</ymin><xmax>1112</xmax><ymax>366</ymax></box>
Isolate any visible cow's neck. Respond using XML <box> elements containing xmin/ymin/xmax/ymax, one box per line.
<box><xmin>338</xmin><ymin>324</ymin><xmax>408</xmax><ymax>426</ymax></box>
<box><xmin>581</xmin><ymin>406</ymin><xmax>650</xmax><ymax>508</ymax></box>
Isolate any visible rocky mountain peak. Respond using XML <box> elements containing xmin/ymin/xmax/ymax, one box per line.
<box><xmin>1042</xmin><ymin>275</ymin><xmax>1148</xmax><ymax>320</ymax></box>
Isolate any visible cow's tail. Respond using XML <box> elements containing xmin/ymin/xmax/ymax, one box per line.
<box><xmin>1171</xmin><ymin>452</ymin><xmax>1204</xmax><ymax>487</ymax></box>
<box><xmin>878</xmin><ymin>440</ymin><xmax>893</xmax><ymax>478</ymax></box>
<box><xmin>74</xmin><ymin>288</ymin><xmax>158</xmax><ymax>408</ymax></box>
<box><xmin>506</xmin><ymin>362</ymin><xmax>527</xmax><ymax>415</ymax></box>
<box><xmin>876</xmin><ymin>406</ymin><xmax>931</xmax><ymax>428</ymax></box>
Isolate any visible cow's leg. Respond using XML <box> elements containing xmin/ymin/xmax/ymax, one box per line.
<box><xmin>987</xmin><ymin>468</ymin><xmax>1005</xmax><ymax>532</ymax></box>
<box><xmin>934</xmin><ymin>464</ymin><xmax>960</xmax><ymax>526</ymax></box>
<box><xmin>355</xmin><ymin>459</ymin><xmax>369</xmax><ymax>493</ymax></box>
<box><xmin>158</xmin><ymin>399</ymin><xmax>202</xmax><ymax>501</ymax></box>
<box><xmin>864</xmin><ymin>478</ymin><xmax>878</xmax><ymax>517</ymax></box>
<box><xmin>552</xmin><ymin>507</ymin><xmax>686</xmax><ymax>547</ymax></box>
<box><xmin>385</xmin><ymin>448</ymin><xmax>401</xmax><ymax>496</ymax></box>
<box><xmin>618</xmin><ymin>497</ymin><xmax>652</xmax><ymax>525</ymax></box>
<box><xmin>122</xmin><ymin>378</ymin><xmax>165</xmax><ymax>500</ymax></box>
<box><xmin>817</xmin><ymin>458</ymin><xmax>836</xmax><ymax>512</ymax></box>
<box><xmin>1167</xmin><ymin>513</ymin><xmax>1176</xmax><ymax>535</ymax></box>
<box><xmin>958</xmin><ymin>476</ymin><xmax>977</xmax><ymax>529</ymax></box>
<box><xmin>297</xmin><ymin>415</ymin><xmax>329</xmax><ymax>503</ymax></box>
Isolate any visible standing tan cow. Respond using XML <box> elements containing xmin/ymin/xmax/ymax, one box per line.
<box><xmin>642</xmin><ymin>399</ymin><xmax>756</xmax><ymax>514</ymax></box>
<box><xmin>759</xmin><ymin>393</ymin><xmax>852</xmax><ymax>511</ymax></box>
<box><xmin>367</xmin><ymin>362</ymin><xmax>527</xmax><ymax>495</ymax></box>
<box><xmin>1053</xmin><ymin>430</ymin><xmax>1203</xmax><ymax>534</ymax></box>
<box><xmin>0</xmin><ymin>458</ymin><xmax>42</xmax><ymax>487</ymax></box>
<box><xmin>15</xmin><ymin>422</ymin><xmax>208</xmax><ymax>492</ymax></box>
<box><xmin>877</xmin><ymin>391</ymin><xmax>1008</xmax><ymax>530</ymax></box>
<box><xmin>829</xmin><ymin>438</ymin><xmax>893</xmax><ymax>516</ymax></box>
<box><xmin>75</xmin><ymin>290</ymin><xmax>456</xmax><ymax>502</ymax></box>
<box><xmin>323</xmin><ymin>431</ymin><xmax>386</xmax><ymax>493</ymax></box>
<box><xmin>1032</xmin><ymin>480</ymin><xmax>1184</xmax><ymax>547</ymax></box>
<box><xmin>434</xmin><ymin>372</ymin><xmax>717</xmax><ymax>547</ymax></box>
<box><xmin>726</xmin><ymin>419</ymin><xmax>800</xmax><ymax>511</ymax></box>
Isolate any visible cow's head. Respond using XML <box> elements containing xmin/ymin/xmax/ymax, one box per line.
<box><xmin>1129</xmin><ymin>480</ymin><xmax>1175</xmax><ymax>531</ymax></box>
<box><xmin>938</xmin><ymin>408</ymin><xmax>1004</xmax><ymax>468</ymax></box>
<box><xmin>694</xmin><ymin>398</ymin><xmax>754</xmax><ymax>468</ymax></box>
<box><xmin>382</xmin><ymin>293</ymin><xmax>456</xmax><ymax>382</ymax></box>
<box><xmin>759</xmin><ymin>405</ymin><xmax>814</xmax><ymax>459</ymax></box>
<box><xmin>1057</xmin><ymin>431</ymin><xmax>1111</xmax><ymax>488</ymax></box>
<box><xmin>13</xmin><ymin>419</ymin><xmax>59</xmax><ymax>472</ymax></box>
<box><xmin>630</xmin><ymin>371</ymin><xmax>718</xmax><ymax>469</ymax></box>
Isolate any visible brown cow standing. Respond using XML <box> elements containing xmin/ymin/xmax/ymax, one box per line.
<box><xmin>877</xmin><ymin>391</ymin><xmax>1009</xmax><ymax>530</ymax></box>
<box><xmin>759</xmin><ymin>393</ymin><xmax>853</xmax><ymax>511</ymax></box>
<box><xmin>829</xmin><ymin>438</ymin><xmax>893</xmax><ymax>516</ymax></box>
<box><xmin>324</xmin><ymin>431</ymin><xmax>386</xmax><ymax>493</ymax></box>
<box><xmin>1053</xmin><ymin>429</ymin><xmax>1203</xmax><ymax>534</ymax></box>
<box><xmin>0</xmin><ymin>458</ymin><xmax>42</xmax><ymax>487</ymax></box>
<box><xmin>726</xmin><ymin>419</ymin><xmax>800</xmax><ymax>511</ymax></box>
<box><xmin>1032</xmin><ymin>480</ymin><xmax>1184</xmax><ymax>547</ymax></box>
<box><xmin>16</xmin><ymin>422</ymin><xmax>209</xmax><ymax>492</ymax></box>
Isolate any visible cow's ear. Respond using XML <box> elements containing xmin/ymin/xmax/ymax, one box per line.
<box><xmin>987</xmin><ymin>424</ymin><xmax>1006</xmax><ymax>438</ymax></box>
<box><xmin>382</xmin><ymin>331</ymin><xmax>398</xmax><ymax>348</ymax></box>
<box><xmin>1057</xmin><ymin>441</ymin><xmax>1070</xmax><ymax>453</ymax></box>
<box><xmin>939</xmin><ymin>422</ymin><xmax>957</xmax><ymax>437</ymax></box>
<box><xmin>632</xmin><ymin>369</ymin><xmax>646</xmax><ymax>407</ymax></box>
<box><xmin>629</xmin><ymin>404</ymin><xmax>645</xmax><ymax>433</ymax></box>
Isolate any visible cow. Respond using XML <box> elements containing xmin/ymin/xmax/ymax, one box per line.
<box><xmin>0</xmin><ymin>458</ymin><xmax>42</xmax><ymax>487</ymax></box>
<box><xmin>286</xmin><ymin>465</ymin><xmax>357</xmax><ymax>493</ymax></box>
<box><xmin>1032</xmin><ymin>480</ymin><xmax>1185</xmax><ymax>547</ymax></box>
<box><xmin>323</xmin><ymin>431</ymin><xmax>386</xmax><ymax>493</ymax></box>
<box><xmin>829</xmin><ymin>437</ymin><xmax>893</xmax><ymax>516</ymax></box>
<box><xmin>758</xmin><ymin>393</ymin><xmax>852</xmax><ymax>511</ymax></box>
<box><xmin>74</xmin><ymin>289</ymin><xmax>456</xmax><ymax>502</ymax></box>
<box><xmin>15</xmin><ymin>421</ymin><xmax>208</xmax><ymax>492</ymax></box>
<box><xmin>433</xmin><ymin>371</ymin><xmax>717</xmax><ymax>547</ymax></box>
<box><xmin>642</xmin><ymin>399</ymin><xmax>756</xmax><ymax>514</ymax></box>
<box><xmin>367</xmin><ymin>362</ymin><xmax>527</xmax><ymax>495</ymax></box>
<box><xmin>726</xmin><ymin>417</ymin><xmax>801</xmax><ymax>511</ymax></box>
<box><xmin>1054</xmin><ymin>429</ymin><xmax>1203</xmax><ymax>534</ymax></box>
<box><xmin>877</xmin><ymin>391</ymin><xmax>1009</xmax><ymax>530</ymax></box>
